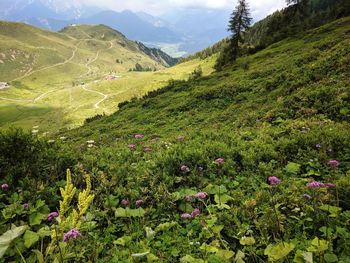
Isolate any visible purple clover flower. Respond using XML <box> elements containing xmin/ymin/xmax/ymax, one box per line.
<box><xmin>1</xmin><ymin>184</ymin><xmax>9</xmax><ymax>190</ymax></box>
<box><xmin>307</xmin><ymin>181</ymin><xmax>325</xmax><ymax>189</ymax></box>
<box><xmin>214</xmin><ymin>158</ymin><xmax>225</xmax><ymax>165</ymax></box>
<box><xmin>48</xmin><ymin>212</ymin><xmax>59</xmax><ymax>222</ymax></box>
<box><xmin>181</xmin><ymin>213</ymin><xmax>192</xmax><ymax>219</ymax></box>
<box><xmin>268</xmin><ymin>176</ymin><xmax>281</xmax><ymax>186</ymax></box>
<box><xmin>121</xmin><ymin>199</ymin><xmax>129</xmax><ymax>206</ymax></box>
<box><xmin>180</xmin><ymin>165</ymin><xmax>190</xmax><ymax>173</ymax></box>
<box><xmin>23</xmin><ymin>203</ymin><xmax>29</xmax><ymax>210</ymax></box>
<box><xmin>315</xmin><ymin>144</ymin><xmax>321</xmax><ymax>149</ymax></box>
<box><xmin>328</xmin><ymin>160</ymin><xmax>340</xmax><ymax>168</ymax></box>
<box><xmin>143</xmin><ymin>147</ymin><xmax>152</xmax><ymax>153</ymax></box>
<box><xmin>134</xmin><ymin>134</ymin><xmax>144</xmax><ymax>139</ymax></box>
<box><xmin>63</xmin><ymin>228</ymin><xmax>82</xmax><ymax>242</ymax></box>
<box><xmin>128</xmin><ymin>144</ymin><xmax>136</xmax><ymax>150</ymax></box>
<box><xmin>135</xmin><ymin>200</ymin><xmax>144</xmax><ymax>207</ymax></box>
<box><xmin>194</xmin><ymin>192</ymin><xmax>208</xmax><ymax>199</ymax></box>
<box><xmin>191</xmin><ymin>208</ymin><xmax>201</xmax><ymax>218</ymax></box>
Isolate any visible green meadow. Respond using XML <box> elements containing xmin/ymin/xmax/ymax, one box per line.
<box><xmin>0</xmin><ymin>22</ymin><xmax>214</xmax><ymax>132</ymax></box>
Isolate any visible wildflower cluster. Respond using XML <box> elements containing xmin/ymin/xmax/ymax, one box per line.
<box><xmin>181</xmin><ymin>208</ymin><xmax>201</xmax><ymax>219</ymax></box>
<box><xmin>63</xmin><ymin>228</ymin><xmax>82</xmax><ymax>242</ymax></box>
<box><xmin>268</xmin><ymin>176</ymin><xmax>281</xmax><ymax>186</ymax></box>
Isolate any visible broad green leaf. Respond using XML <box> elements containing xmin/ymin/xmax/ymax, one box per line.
<box><xmin>216</xmin><ymin>249</ymin><xmax>235</xmax><ymax>260</ymax></box>
<box><xmin>307</xmin><ymin>237</ymin><xmax>328</xmax><ymax>253</ymax></box>
<box><xmin>324</xmin><ymin>253</ymin><xmax>338</xmax><ymax>263</ymax></box>
<box><xmin>147</xmin><ymin>253</ymin><xmax>159</xmax><ymax>262</ymax></box>
<box><xmin>206</xmin><ymin>216</ymin><xmax>218</xmax><ymax>227</ymax></box>
<box><xmin>113</xmin><ymin>236</ymin><xmax>132</xmax><ymax>246</ymax></box>
<box><xmin>37</xmin><ymin>226</ymin><xmax>51</xmax><ymax>238</ymax></box>
<box><xmin>285</xmin><ymin>162</ymin><xmax>301</xmax><ymax>176</ymax></box>
<box><xmin>212</xmin><ymin>225</ymin><xmax>224</xmax><ymax>234</ymax></box>
<box><xmin>115</xmin><ymin>207</ymin><xmax>126</xmax><ymax>217</ymax></box>
<box><xmin>235</xmin><ymin>250</ymin><xmax>246</xmax><ymax>263</ymax></box>
<box><xmin>180</xmin><ymin>255</ymin><xmax>205</xmax><ymax>263</ymax></box>
<box><xmin>240</xmin><ymin>236</ymin><xmax>256</xmax><ymax>246</ymax></box>
<box><xmin>104</xmin><ymin>195</ymin><xmax>119</xmax><ymax>208</ymax></box>
<box><xmin>24</xmin><ymin>230</ymin><xmax>40</xmax><ymax>248</ymax></box>
<box><xmin>215</xmin><ymin>203</ymin><xmax>231</xmax><ymax>210</ymax></box>
<box><xmin>204</xmin><ymin>185</ymin><xmax>228</xmax><ymax>195</ymax></box>
<box><xmin>200</xmin><ymin>243</ymin><xmax>219</xmax><ymax>253</ymax></box>
<box><xmin>214</xmin><ymin>194</ymin><xmax>233</xmax><ymax>205</ymax></box>
<box><xmin>128</xmin><ymin>208</ymin><xmax>145</xmax><ymax>217</ymax></box>
<box><xmin>177</xmin><ymin>188</ymin><xmax>197</xmax><ymax>199</ymax></box>
<box><xmin>0</xmin><ymin>225</ymin><xmax>28</xmax><ymax>258</ymax></box>
<box><xmin>155</xmin><ymin>221</ymin><xmax>177</xmax><ymax>232</ymax></box>
<box><xmin>264</xmin><ymin>242</ymin><xmax>295</xmax><ymax>262</ymax></box>
<box><xmin>29</xmin><ymin>212</ymin><xmax>46</xmax><ymax>226</ymax></box>
<box><xmin>319</xmin><ymin>205</ymin><xmax>342</xmax><ymax>218</ymax></box>
<box><xmin>294</xmin><ymin>250</ymin><xmax>313</xmax><ymax>263</ymax></box>
<box><xmin>145</xmin><ymin>227</ymin><xmax>155</xmax><ymax>238</ymax></box>
<box><xmin>32</xmin><ymin>249</ymin><xmax>44</xmax><ymax>263</ymax></box>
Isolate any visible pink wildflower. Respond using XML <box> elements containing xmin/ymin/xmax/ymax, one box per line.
<box><xmin>1</xmin><ymin>184</ymin><xmax>9</xmax><ymax>190</ymax></box>
<box><xmin>180</xmin><ymin>165</ymin><xmax>190</xmax><ymax>173</ymax></box>
<box><xmin>63</xmin><ymin>228</ymin><xmax>82</xmax><ymax>242</ymax></box>
<box><xmin>191</xmin><ymin>208</ymin><xmax>200</xmax><ymax>218</ymax></box>
<box><xmin>143</xmin><ymin>146</ymin><xmax>152</xmax><ymax>152</ymax></box>
<box><xmin>328</xmin><ymin>160</ymin><xmax>340</xmax><ymax>168</ymax></box>
<box><xmin>181</xmin><ymin>213</ymin><xmax>192</xmax><ymax>219</ymax></box>
<box><xmin>121</xmin><ymin>199</ymin><xmax>129</xmax><ymax>206</ymax></box>
<box><xmin>128</xmin><ymin>144</ymin><xmax>136</xmax><ymax>150</ymax></box>
<box><xmin>48</xmin><ymin>212</ymin><xmax>59</xmax><ymax>222</ymax></box>
<box><xmin>214</xmin><ymin>158</ymin><xmax>225</xmax><ymax>164</ymax></box>
<box><xmin>134</xmin><ymin>134</ymin><xmax>144</xmax><ymax>139</ymax></box>
<box><xmin>194</xmin><ymin>192</ymin><xmax>208</xmax><ymax>199</ymax></box>
<box><xmin>135</xmin><ymin>200</ymin><xmax>144</xmax><ymax>207</ymax></box>
<box><xmin>307</xmin><ymin>181</ymin><xmax>325</xmax><ymax>189</ymax></box>
<box><xmin>268</xmin><ymin>176</ymin><xmax>281</xmax><ymax>186</ymax></box>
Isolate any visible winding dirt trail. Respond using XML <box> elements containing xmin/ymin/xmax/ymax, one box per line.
<box><xmin>11</xmin><ymin>42</ymin><xmax>81</xmax><ymax>82</ymax></box>
<box><xmin>81</xmin><ymin>85</ymin><xmax>108</xmax><ymax>109</ymax></box>
<box><xmin>79</xmin><ymin>41</ymin><xmax>114</xmax><ymax>109</ymax></box>
<box><xmin>1</xmin><ymin>40</ymin><xmax>113</xmax><ymax>109</ymax></box>
<box><xmin>80</xmin><ymin>41</ymin><xmax>113</xmax><ymax>78</ymax></box>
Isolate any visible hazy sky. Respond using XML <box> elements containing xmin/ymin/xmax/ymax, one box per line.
<box><xmin>83</xmin><ymin>0</ymin><xmax>287</xmax><ymax>19</ymax></box>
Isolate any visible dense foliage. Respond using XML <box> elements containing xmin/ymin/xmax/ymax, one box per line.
<box><xmin>0</xmin><ymin>16</ymin><xmax>350</xmax><ymax>263</ymax></box>
<box><xmin>183</xmin><ymin>0</ymin><xmax>350</xmax><ymax>64</ymax></box>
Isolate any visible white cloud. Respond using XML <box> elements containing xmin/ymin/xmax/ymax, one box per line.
<box><xmin>82</xmin><ymin>0</ymin><xmax>286</xmax><ymax>19</ymax></box>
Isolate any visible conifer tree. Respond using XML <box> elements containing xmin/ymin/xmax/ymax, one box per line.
<box><xmin>228</xmin><ymin>0</ymin><xmax>252</xmax><ymax>61</ymax></box>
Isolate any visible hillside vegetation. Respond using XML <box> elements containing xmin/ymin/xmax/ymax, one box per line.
<box><xmin>0</xmin><ymin>22</ymin><xmax>213</xmax><ymax>131</ymax></box>
<box><xmin>0</xmin><ymin>17</ymin><xmax>349</xmax><ymax>262</ymax></box>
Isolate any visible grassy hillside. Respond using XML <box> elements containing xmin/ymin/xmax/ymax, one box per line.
<box><xmin>0</xmin><ymin>21</ymin><xmax>209</xmax><ymax>131</ymax></box>
<box><xmin>0</xmin><ymin>17</ymin><xmax>350</xmax><ymax>262</ymax></box>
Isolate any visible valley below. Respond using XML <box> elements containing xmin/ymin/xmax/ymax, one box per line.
<box><xmin>0</xmin><ymin>22</ymin><xmax>214</xmax><ymax>132</ymax></box>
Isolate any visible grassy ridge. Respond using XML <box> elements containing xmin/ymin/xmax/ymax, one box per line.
<box><xmin>0</xmin><ymin>21</ymin><xmax>210</xmax><ymax>131</ymax></box>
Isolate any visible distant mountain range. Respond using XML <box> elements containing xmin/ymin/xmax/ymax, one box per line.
<box><xmin>0</xmin><ymin>0</ymin><xmax>231</xmax><ymax>57</ymax></box>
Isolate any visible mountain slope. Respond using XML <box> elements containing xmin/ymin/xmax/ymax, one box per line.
<box><xmin>44</xmin><ymin>17</ymin><xmax>350</xmax><ymax>262</ymax></box>
<box><xmin>1</xmin><ymin>16</ymin><xmax>350</xmax><ymax>263</ymax></box>
<box><xmin>0</xmin><ymin>21</ymin><xmax>176</xmax><ymax>82</ymax></box>
<box><xmin>66</xmin><ymin>17</ymin><xmax>350</xmax><ymax>142</ymax></box>
<box><xmin>0</xmin><ymin>21</ymin><xmax>187</xmax><ymax>130</ymax></box>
